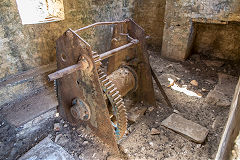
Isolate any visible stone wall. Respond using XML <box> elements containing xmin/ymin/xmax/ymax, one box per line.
<box><xmin>0</xmin><ymin>0</ymin><xmax>133</xmax><ymax>80</ymax></box>
<box><xmin>133</xmin><ymin>0</ymin><xmax>166</xmax><ymax>51</ymax></box>
<box><xmin>193</xmin><ymin>22</ymin><xmax>240</xmax><ymax>61</ymax></box>
<box><xmin>0</xmin><ymin>0</ymin><xmax>134</xmax><ymax>106</ymax></box>
<box><xmin>161</xmin><ymin>0</ymin><xmax>240</xmax><ymax>61</ymax></box>
<box><xmin>0</xmin><ymin>0</ymin><xmax>166</xmax><ymax>107</ymax></box>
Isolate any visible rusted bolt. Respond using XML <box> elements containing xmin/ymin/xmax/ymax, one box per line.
<box><xmin>70</xmin><ymin>98</ymin><xmax>91</xmax><ymax>121</ymax></box>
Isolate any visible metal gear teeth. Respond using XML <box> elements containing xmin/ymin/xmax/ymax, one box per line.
<box><xmin>92</xmin><ymin>51</ymin><xmax>102</xmax><ymax>67</ymax></box>
<box><xmin>92</xmin><ymin>51</ymin><xmax>127</xmax><ymax>141</ymax></box>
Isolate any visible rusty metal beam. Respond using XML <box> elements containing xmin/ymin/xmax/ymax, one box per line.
<box><xmin>48</xmin><ymin>55</ymin><xmax>92</xmax><ymax>81</ymax></box>
<box><xmin>150</xmin><ymin>66</ymin><xmax>172</xmax><ymax>108</ymax></box>
<box><xmin>48</xmin><ymin>63</ymin><xmax>83</xmax><ymax>81</ymax></box>
<box><xmin>55</xmin><ymin>29</ymin><xmax>119</xmax><ymax>154</ymax></box>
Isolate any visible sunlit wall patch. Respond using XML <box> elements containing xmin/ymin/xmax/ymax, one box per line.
<box><xmin>16</xmin><ymin>0</ymin><xmax>65</xmax><ymax>25</ymax></box>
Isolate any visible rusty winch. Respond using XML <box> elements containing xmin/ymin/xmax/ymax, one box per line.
<box><xmin>48</xmin><ymin>19</ymin><xmax>166</xmax><ymax>153</ymax></box>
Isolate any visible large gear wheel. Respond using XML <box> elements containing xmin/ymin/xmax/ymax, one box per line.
<box><xmin>54</xmin><ymin>51</ymin><xmax>128</xmax><ymax>142</ymax></box>
<box><xmin>92</xmin><ymin>52</ymin><xmax>127</xmax><ymax>141</ymax></box>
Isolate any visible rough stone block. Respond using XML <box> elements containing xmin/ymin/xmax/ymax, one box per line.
<box><xmin>206</xmin><ymin>73</ymin><xmax>238</xmax><ymax>107</ymax></box>
<box><xmin>18</xmin><ymin>136</ymin><xmax>74</xmax><ymax>160</ymax></box>
<box><xmin>127</xmin><ymin>106</ymin><xmax>147</xmax><ymax>122</ymax></box>
<box><xmin>161</xmin><ymin>113</ymin><xmax>208</xmax><ymax>143</ymax></box>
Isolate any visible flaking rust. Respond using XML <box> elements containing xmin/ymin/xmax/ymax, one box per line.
<box><xmin>48</xmin><ymin>19</ymin><xmax>160</xmax><ymax>154</ymax></box>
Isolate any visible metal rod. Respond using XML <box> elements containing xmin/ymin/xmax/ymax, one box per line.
<box><xmin>48</xmin><ymin>63</ymin><xmax>83</xmax><ymax>81</ymax></box>
<box><xmin>150</xmin><ymin>66</ymin><xmax>173</xmax><ymax>108</ymax></box>
<box><xmin>48</xmin><ymin>39</ymin><xmax>138</xmax><ymax>81</ymax></box>
<box><xmin>99</xmin><ymin>39</ymin><xmax>139</xmax><ymax>60</ymax></box>
<box><xmin>74</xmin><ymin>21</ymin><xmax>126</xmax><ymax>33</ymax></box>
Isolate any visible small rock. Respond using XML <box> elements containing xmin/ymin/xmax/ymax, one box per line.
<box><xmin>196</xmin><ymin>144</ymin><xmax>202</xmax><ymax>148</ymax></box>
<box><xmin>203</xmin><ymin>60</ymin><xmax>224</xmax><ymax>67</ymax></box>
<box><xmin>190</xmin><ymin>80</ymin><xmax>198</xmax><ymax>86</ymax></box>
<box><xmin>82</xmin><ymin>141</ymin><xmax>88</xmax><ymax>145</ymax></box>
<box><xmin>128</xmin><ymin>126</ymin><xmax>134</xmax><ymax>133</ymax></box>
<box><xmin>72</xmin><ymin>128</ymin><xmax>75</xmax><ymax>130</ymax></box>
<box><xmin>166</xmin><ymin>64</ymin><xmax>173</xmax><ymax>68</ymax></box>
<box><xmin>54</xmin><ymin>123</ymin><xmax>60</xmax><ymax>131</ymax></box>
<box><xmin>55</xmin><ymin>113</ymin><xmax>59</xmax><ymax>118</ymax></box>
<box><xmin>64</xmin><ymin>124</ymin><xmax>68</xmax><ymax>128</ymax></box>
<box><xmin>150</xmin><ymin>128</ymin><xmax>161</xmax><ymax>135</ymax></box>
<box><xmin>196</xmin><ymin>68</ymin><xmax>201</xmax><ymax>72</ymax></box>
<box><xmin>127</xmin><ymin>106</ymin><xmax>147</xmax><ymax>122</ymax></box>
<box><xmin>92</xmin><ymin>153</ymin><xmax>96</xmax><ymax>158</ymax></box>
<box><xmin>148</xmin><ymin>106</ymin><xmax>154</xmax><ymax>112</ymax></box>
<box><xmin>206</xmin><ymin>79</ymin><xmax>215</xmax><ymax>84</ymax></box>
<box><xmin>149</xmin><ymin>142</ymin><xmax>154</xmax><ymax>146</ymax></box>
<box><xmin>202</xmin><ymin>88</ymin><xmax>207</xmax><ymax>92</ymax></box>
<box><xmin>55</xmin><ymin>134</ymin><xmax>62</xmax><ymax>142</ymax></box>
<box><xmin>173</xmin><ymin>110</ymin><xmax>180</xmax><ymax>114</ymax></box>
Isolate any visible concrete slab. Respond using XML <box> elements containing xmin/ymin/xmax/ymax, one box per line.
<box><xmin>161</xmin><ymin>113</ymin><xmax>208</xmax><ymax>143</ymax></box>
<box><xmin>18</xmin><ymin>136</ymin><xmax>75</xmax><ymax>160</ymax></box>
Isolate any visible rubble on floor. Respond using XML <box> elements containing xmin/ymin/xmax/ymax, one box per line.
<box><xmin>1</xmin><ymin>53</ymin><xmax>239</xmax><ymax>159</ymax></box>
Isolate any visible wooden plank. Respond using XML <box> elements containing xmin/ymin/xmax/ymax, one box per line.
<box><xmin>215</xmin><ymin>77</ymin><xmax>240</xmax><ymax>160</ymax></box>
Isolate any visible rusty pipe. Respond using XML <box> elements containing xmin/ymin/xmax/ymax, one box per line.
<box><xmin>74</xmin><ymin>20</ymin><xmax>126</xmax><ymax>33</ymax></box>
<box><xmin>99</xmin><ymin>39</ymin><xmax>139</xmax><ymax>60</ymax></box>
<box><xmin>48</xmin><ymin>56</ymin><xmax>92</xmax><ymax>81</ymax></box>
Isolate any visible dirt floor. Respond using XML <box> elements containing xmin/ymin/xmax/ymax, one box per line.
<box><xmin>1</xmin><ymin>52</ymin><xmax>239</xmax><ymax>160</ymax></box>
<box><xmin>49</xmin><ymin>52</ymin><xmax>238</xmax><ymax>160</ymax></box>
